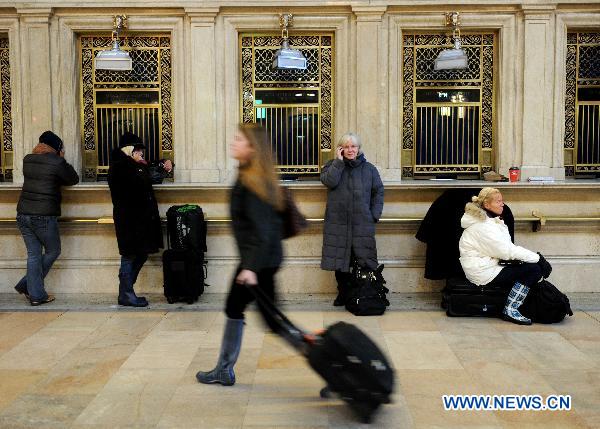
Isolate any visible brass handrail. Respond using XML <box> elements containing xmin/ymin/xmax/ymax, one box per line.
<box><xmin>1</xmin><ymin>216</ymin><xmax>599</xmax><ymax>229</ymax></box>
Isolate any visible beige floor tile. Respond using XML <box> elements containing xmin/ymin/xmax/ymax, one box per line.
<box><xmin>549</xmin><ymin>312</ymin><xmax>600</xmax><ymax>341</ymax></box>
<box><xmin>379</xmin><ymin>311</ymin><xmax>440</xmax><ymax>332</ymax></box>
<box><xmin>285</xmin><ymin>311</ymin><xmax>325</xmax><ymax>331</ymax></box>
<box><xmin>43</xmin><ymin>311</ymin><xmax>112</xmax><ymax>332</ymax></box>
<box><xmin>326</xmin><ymin>391</ymin><xmax>414</xmax><ymax>429</ymax></box>
<box><xmin>0</xmin><ymin>328</ymin><xmax>93</xmax><ymax>370</ymax></box>
<box><xmin>0</xmin><ymin>312</ymin><xmax>63</xmax><ymax>356</ymax></box>
<box><xmin>0</xmin><ymin>370</ymin><xmax>47</xmax><ymax>412</ymax></box>
<box><xmin>243</xmin><ymin>395</ymin><xmax>330</xmax><ymax>427</ymax></box>
<box><xmin>493</xmin><ymin>410</ymin><xmax>590</xmax><ymax>428</ymax></box>
<box><xmin>465</xmin><ymin>361</ymin><xmax>556</xmax><ymax>396</ymax></box>
<box><xmin>570</xmin><ymin>338</ymin><xmax>600</xmax><ymax>361</ymax></box>
<box><xmin>75</xmin><ymin>312</ymin><xmax>164</xmax><ymax>350</ymax></box>
<box><xmin>198</xmin><ymin>323</ymin><xmax>266</xmax><ymax>350</ymax></box>
<box><xmin>121</xmin><ymin>330</ymin><xmax>204</xmax><ymax>370</ymax></box>
<box><xmin>249</xmin><ymin>368</ymin><xmax>323</xmax><ymax>397</ymax></box>
<box><xmin>385</xmin><ymin>331</ymin><xmax>463</xmax><ymax>370</ymax></box>
<box><xmin>257</xmin><ymin>333</ymin><xmax>308</xmax><ymax>369</ymax></box>
<box><xmin>0</xmin><ymin>393</ymin><xmax>95</xmax><ymax>428</ymax></box>
<box><xmin>158</xmin><ymin>385</ymin><xmax>249</xmax><ymax>428</ymax></box>
<box><xmin>74</xmin><ymin>389</ymin><xmax>176</xmax><ymax>427</ymax></box>
<box><xmin>32</xmin><ymin>352</ymin><xmax>127</xmax><ymax>396</ymax></box>
<box><xmin>452</xmin><ymin>348</ymin><xmax>536</xmax><ymax>371</ymax></box>
<box><xmin>538</xmin><ymin>370</ymin><xmax>600</xmax><ymax>429</ymax></box>
<box><xmin>505</xmin><ymin>332</ymin><xmax>597</xmax><ymax>370</ymax></box>
<box><xmin>154</xmin><ymin>311</ymin><xmax>218</xmax><ymax>332</ymax></box>
<box><xmin>397</xmin><ymin>369</ymin><xmax>502</xmax><ymax>428</ymax></box>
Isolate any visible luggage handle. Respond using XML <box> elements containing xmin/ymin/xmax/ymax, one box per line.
<box><xmin>245</xmin><ymin>284</ymin><xmax>311</xmax><ymax>353</ymax></box>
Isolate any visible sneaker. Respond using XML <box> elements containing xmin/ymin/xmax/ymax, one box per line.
<box><xmin>30</xmin><ymin>295</ymin><xmax>55</xmax><ymax>306</ymax></box>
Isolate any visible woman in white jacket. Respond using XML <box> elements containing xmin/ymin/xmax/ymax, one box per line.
<box><xmin>459</xmin><ymin>187</ymin><xmax>552</xmax><ymax>325</ymax></box>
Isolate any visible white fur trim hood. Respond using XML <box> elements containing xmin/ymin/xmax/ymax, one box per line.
<box><xmin>459</xmin><ymin>203</ymin><xmax>540</xmax><ymax>286</ymax></box>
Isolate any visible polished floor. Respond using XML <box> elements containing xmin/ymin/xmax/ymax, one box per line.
<box><xmin>0</xmin><ymin>309</ymin><xmax>598</xmax><ymax>428</ymax></box>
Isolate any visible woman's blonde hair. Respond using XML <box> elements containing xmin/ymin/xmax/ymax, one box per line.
<box><xmin>237</xmin><ymin>123</ymin><xmax>284</xmax><ymax>211</ymax></box>
<box><xmin>337</xmin><ymin>133</ymin><xmax>363</xmax><ymax>155</ymax></box>
<box><xmin>471</xmin><ymin>187</ymin><xmax>501</xmax><ymax>207</ymax></box>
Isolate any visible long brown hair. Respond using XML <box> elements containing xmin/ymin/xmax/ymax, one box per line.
<box><xmin>237</xmin><ymin>123</ymin><xmax>284</xmax><ymax>211</ymax></box>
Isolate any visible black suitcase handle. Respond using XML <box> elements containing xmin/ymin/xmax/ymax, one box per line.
<box><xmin>246</xmin><ymin>284</ymin><xmax>310</xmax><ymax>353</ymax></box>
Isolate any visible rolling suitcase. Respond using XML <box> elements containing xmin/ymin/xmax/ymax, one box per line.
<box><xmin>163</xmin><ymin>204</ymin><xmax>208</xmax><ymax>304</ymax></box>
<box><xmin>442</xmin><ymin>277</ymin><xmax>508</xmax><ymax>317</ymax></box>
<box><xmin>162</xmin><ymin>248</ymin><xmax>205</xmax><ymax>304</ymax></box>
<box><xmin>248</xmin><ymin>286</ymin><xmax>395</xmax><ymax>423</ymax></box>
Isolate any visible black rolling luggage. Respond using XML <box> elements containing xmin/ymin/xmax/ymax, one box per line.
<box><xmin>162</xmin><ymin>248</ymin><xmax>205</xmax><ymax>304</ymax></box>
<box><xmin>249</xmin><ymin>286</ymin><xmax>395</xmax><ymax>423</ymax></box>
<box><xmin>163</xmin><ymin>204</ymin><xmax>208</xmax><ymax>304</ymax></box>
<box><xmin>442</xmin><ymin>277</ymin><xmax>508</xmax><ymax>317</ymax></box>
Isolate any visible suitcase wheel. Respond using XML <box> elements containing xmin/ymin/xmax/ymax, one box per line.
<box><xmin>186</xmin><ymin>297</ymin><xmax>195</xmax><ymax>304</ymax></box>
<box><xmin>166</xmin><ymin>296</ymin><xmax>176</xmax><ymax>304</ymax></box>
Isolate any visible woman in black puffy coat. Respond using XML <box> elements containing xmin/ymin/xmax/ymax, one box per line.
<box><xmin>320</xmin><ymin>133</ymin><xmax>384</xmax><ymax>306</ymax></box>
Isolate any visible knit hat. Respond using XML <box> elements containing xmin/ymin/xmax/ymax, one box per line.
<box><xmin>39</xmin><ymin>131</ymin><xmax>63</xmax><ymax>153</ymax></box>
<box><xmin>119</xmin><ymin>131</ymin><xmax>145</xmax><ymax>150</ymax></box>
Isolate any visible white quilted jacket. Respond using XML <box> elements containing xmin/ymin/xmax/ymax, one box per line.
<box><xmin>459</xmin><ymin>203</ymin><xmax>539</xmax><ymax>286</ymax></box>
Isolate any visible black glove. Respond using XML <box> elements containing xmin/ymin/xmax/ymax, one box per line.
<box><xmin>537</xmin><ymin>252</ymin><xmax>552</xmax><ymax>278</ymax></box>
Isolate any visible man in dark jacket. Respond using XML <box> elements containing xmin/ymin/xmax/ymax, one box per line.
<box><xmin>15</xmin><ymin>131</ymin><xmax>79</xmax><ymax>305</ymax></box>
<box><xmin>320</xmin><ymin>133</ymin><xmax>384</xmax><ymax>305</ymax></box>
<box><xmin>108</xmin><ymin>132</ymin><xmax>172</xmax><ymax>307</ymax></box>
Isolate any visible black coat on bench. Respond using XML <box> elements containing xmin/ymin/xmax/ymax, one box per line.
<box><xmin>416</xmin><ymin>188</ymin><xmax>515</xmax><ymax>280</ymax></box>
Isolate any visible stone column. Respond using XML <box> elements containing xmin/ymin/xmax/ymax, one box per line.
<box><xmin>17</xmin><ymin>8</ymin><xmax>54</xmax><ymax>152</ymax></box>
<box><xmin>185</xmin><ymin>8</ymin><xmax>221</xmax><ymax>183</ymax></box>
<box><xmin>352</xmin><ymin>6</ymin><xmax>387</xmax><ymax>168</ymax></box>
<box><xmin>518</xmin><ymin>5</ymin><xmax>564</xmax><ymax>180</ymax></box>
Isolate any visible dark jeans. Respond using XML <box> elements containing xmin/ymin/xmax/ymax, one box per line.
<box><xmin>487</xmin><ymin>263</ymin><xmax>542</xmax><ymax>289</ymax></box>
<box><xmin>225</xmin><ymin>265</ymin><xmax>279</xmax><ymax>333</ymax></box>
<box><xmin>16</xmin><ymin>214</ymin><xmax>61</xmax><ymax>301</ymax></box>
<box><xmin>119</xmin><ymin>254</ymin><xmax>148</xmax><ymax>285</ymax></box>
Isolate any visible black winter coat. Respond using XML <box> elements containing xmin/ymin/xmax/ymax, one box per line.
<box><xmin>231</xmin><ymin>180</ymin><xmax>283</xmax><ymax>272</ymax></box>
<box><xmin>17</xmin><ymin>153</ymin><xmax>79</xmax><ymax>216</ymax></box>
<box><xmin>415</xmin><ymin>188</ymin><xmax>515</xmax><ymax>280</ymax></box>
<box><xmin>108</xmin><ymin>148</ymin><xmax>163</xmax><ymax>256</ymax></box>
<box><xmin>320</xmin><ymin>155</ymin><xmax>384</xmax><ymax>272</ymax></box>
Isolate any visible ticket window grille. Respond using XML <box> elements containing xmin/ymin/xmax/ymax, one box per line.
<box><xmin>402</xmin><ymin>33</ymin><xmax>495</xmax><ymax>178</ymax></box>
<box><xmin>240</xmin><ymin>34</ymin><xmax>334</xmax><ymax>178</ymax></box>
<box><xmin>415</xmin><ymin>89</ymin><xmax>481</xmax><ymax>170</ymax></box>
<box><xmin>79</xmin><ymin>35</ymin><xmax>173</xmax><ymax>181</ymax></box>
<box><xmin>565</xmin><ymin>32</ymin><xmax>600</xmax><ymax>177</ymax></box>
<box><xmin>0</xmin><ymin>35</ymin><xmax>13</xmax><ymax>182</ymax></box>
<box><xmin>95</xmin><ymin>91</ymin><xmax>161</xmax><ymax>168</ymax></box>
<box><xmin>254</xmin><ymin>90</ymin><xmax>320</xmax><ymax>172</ymax></box>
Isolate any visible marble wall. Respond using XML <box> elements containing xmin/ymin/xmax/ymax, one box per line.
<box><xmin>0</xmin><ymin>1</ymin><xmax>598</xmax><ymax>295</ymax></box>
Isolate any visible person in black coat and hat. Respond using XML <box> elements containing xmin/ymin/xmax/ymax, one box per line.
<box><xmin>108</xmin><ymin>132</ymin><xmax>172</xmax><ymax>307</ymax></box>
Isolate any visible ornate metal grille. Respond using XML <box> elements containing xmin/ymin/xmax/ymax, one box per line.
<box><xmin>240</xmin><ymin>34</ymin><xmax>333</xmax><ymax>176</ymax></box>
<box><xmin>0</xmin><ymin>36</ymin><xmax>13</xmax><ymax>182</ymax></box>
<box><xmin>79</xmin><ymin>35</ymin><xmax>173</xmax><ymax>181</ymax></box>
<box><xmin>564</xmin><ymin>32</ymin><xmax>600</xmax><ymax>177</ymax></box>
<box><xmin>402</xmin><ymin>33</ymin><xmax>496</xmax><ymax>178</ymax></box>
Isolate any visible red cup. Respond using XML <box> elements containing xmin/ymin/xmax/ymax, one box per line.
<box><xmin>509</xmin><ymin>167</ymin><xmax>520</xmax><ymax>182</ymax></box>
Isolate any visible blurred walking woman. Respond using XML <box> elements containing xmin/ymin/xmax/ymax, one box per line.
<box><xmin>197</xmin><ymin>124</ymin><xmax>284</xmax><ymax>386</ymax></box>
<box><xmin>320</xmin><ymin>133</ymin><xmax>384</xmax><ymax>306</ymax></box>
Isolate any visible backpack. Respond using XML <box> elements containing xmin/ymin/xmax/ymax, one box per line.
<box><xmin>345</xmin><ymin>264</ymin><xmax>389</xmax><ymax>316</ymax></box>
<box><xmin>519</xmin><ymin>280</ymin><xmax>573</xmax><ymax>324</ymax></box>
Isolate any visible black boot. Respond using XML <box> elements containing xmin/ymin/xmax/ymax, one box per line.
<box><xmin>118</xmin><ymin>273</ymin><xmax>148</xmax><ymax>307</ymax></box>
<box><xmin>196</xmin><ymin>318</ymin><xmax>244</xmax><ymax>386</ymax></box>
<box><xmin>334</xmin><ymin>271</ymin><xmax>352</xmax><ymax>306</ymax></box>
